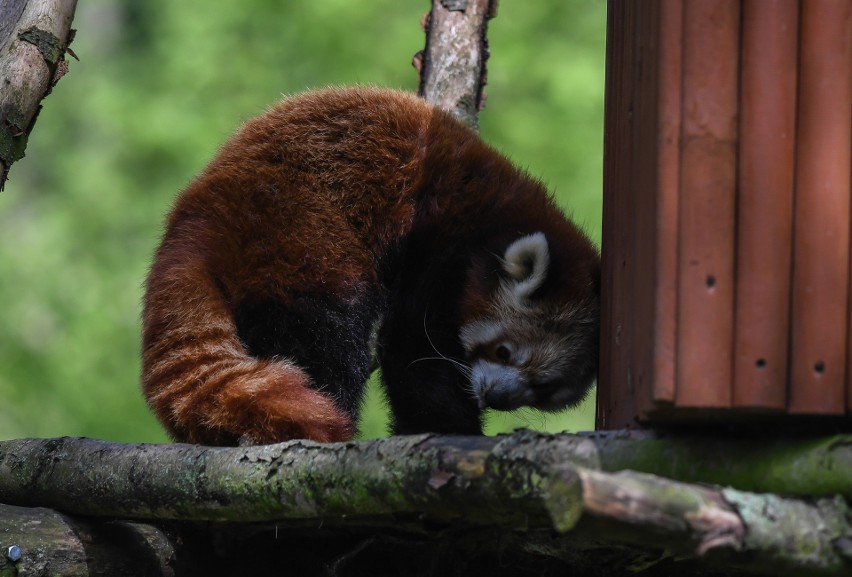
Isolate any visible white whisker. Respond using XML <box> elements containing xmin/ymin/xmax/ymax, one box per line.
<box><xmin>413</xmin><ymin>311</ymin><xmax>471</xmax><ymax>378</ymax></box>
<box><xmin>408</xmin><ymin>356</ymin><xmax>471</xmax><ymax>377</ymax></box>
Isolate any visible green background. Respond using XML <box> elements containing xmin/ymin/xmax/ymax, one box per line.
<box><xmin>0</xmin><ymin>0</ymin><xmax>605</xmax><ymax>442</ymax></box>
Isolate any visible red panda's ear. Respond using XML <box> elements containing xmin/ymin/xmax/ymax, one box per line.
<box><xmin>502</xmin><ymin>232</ymin><xmax>550</xmax><ymax>301</ymax></box>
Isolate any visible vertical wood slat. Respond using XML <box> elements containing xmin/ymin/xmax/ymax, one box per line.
<box><xmin>675</xmin><ymin>0</ymin><xmax>740</xmax><ymax>408</ymax></box>
<box><xmin>623</xmin><ymin>1</ymin><xmax>654</xmax><ymax>424</ymax></box>
<box><xmin>599</xmin><ymin>0</ymin><xmax>852</xmax><ymax>426</ymax></box>
<box><xmin>599</xmin><ymin>0</ymin><xmax>663</xmax><ymax>429</ymax></box>
<box><xmin>732</xmin><ymin>0</ymin><xmax>798</xmax><ymax>409</ymax></box>
<box><xmin>631</xmin><ymin>0</ymin><xmax>671</xmax><ymax>418</ymax></box>
<box><xmin>651</xmin><ymin>0</ymin><xmax>682</xmax><ymax>406</ymax></box>
<box><xmin>837</xmin><ymin>1</ymin><xmax>852</xmax><ymax>415</ymax></box>
<box><xmin>789</xmin><ymin>0</ymin><xmax>852</xmax><ymax>414</ymax></box>
<box><xmin>598</xmin><ymin>0</ymin><xmax>634</xmax><ymax>429</ymax></box>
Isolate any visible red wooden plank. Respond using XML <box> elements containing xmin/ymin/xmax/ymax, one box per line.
<box><xmin>630</xmin><ymin>0</ymin><xmax>671</xmax><ymax>419</ymax></box>
<box><xmin>675</xmin><ymin>0</ymin><xmax>740</xmax><ymax>408</ymax></box>
<box><xmin>599</xmin><ymin>0</ymin><xmax>668</xmax><ymax>428</ymax></box>
<box><xmin>650</xmin><ymin>0</ymin><xmax>682</xmax><ymax>406</ymax></box>
<box><xmin>789</xmin><ymin>0</ymin><xmax>852</xmax><ymax>414</ymax></box>
<box><xmin>598</xmin><ymin>0</ymin><xmax>635</xmax><ymax>429</ymax></box>
<box><xmin>733</xmin><ymin>0</ymin><xmax>798</xmax><ymax>410</ymax></box>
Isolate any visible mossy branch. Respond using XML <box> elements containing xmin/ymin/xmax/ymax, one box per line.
<box><xmin>0</xmin><ymin>433</ymin><xmax>851</xmax><ymax>576</ymax></box>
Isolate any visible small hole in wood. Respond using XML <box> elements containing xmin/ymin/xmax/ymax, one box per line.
<box><xmin>706</xmin><ymin>275</ymin><xmax>716</xmax><ymax>289</ymax></box>
<box><xmin>814</xmin><ymin>361</ymin><xmax>825</xmax><ymax>375</ymax></box>
<box><xmin>755</xmin><ymin>358</ymin><xmax>766</xmax><ymax>370</ymax></box>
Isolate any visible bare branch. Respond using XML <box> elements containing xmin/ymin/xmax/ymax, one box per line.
<box><xmin>1</xmin><ymin>434</ymin><xmax>851</xmax><ymax>576</ymax></box>
<box><xmin>416</xmin><ymin>0</ymin><xmax>497</xmax><ymax>130</ymax></box>
<box><xmin>0</xmin><ymin>0</ymin><xmax>77</xmax><ymax>190</ymax></box>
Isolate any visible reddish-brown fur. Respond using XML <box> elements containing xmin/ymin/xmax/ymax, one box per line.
<box><xmin>142</xmin><ymin>87</ymin><xmax>598</xmax><ymax>445</ymax></box>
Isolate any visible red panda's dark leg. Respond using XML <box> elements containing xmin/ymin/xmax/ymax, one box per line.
<box><xmin>379</xmin><ymin>319</ymin><xmax>482</xmax><ymax>435</ymax></box>
<box><xmin>378</xmin><ymin>247</ymin><xmax>483</xmax><ymax>435</ymax></box>
<box><xmin>234</xmin><ymin>289</ymin><xmax>383</xmax><ymax>421</ymax></box>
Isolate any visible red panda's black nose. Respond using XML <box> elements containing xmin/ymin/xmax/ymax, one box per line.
<box><xmin>482</xmin><ymin>383</ymin><xmax>525</xmax><ymax>411</ymax></box>
<box><xmin>483</xmin><ymin>392</ymin><xmax>515</xmax><ymax>411</ymax></box>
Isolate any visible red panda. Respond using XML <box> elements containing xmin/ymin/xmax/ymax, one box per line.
<box><xmin>142</xmin><ymin>87</ymin><xmax>600</xmax><ymax>445</ymax></box>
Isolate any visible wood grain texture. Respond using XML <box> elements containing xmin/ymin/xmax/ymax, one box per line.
<box><xmin>651</xmin><ymin>0</ymin><xmax>682</xmax><ymax>405</ymax></box>
<box><xmin>599</xmin><ymin>0</ymin><xmax>680</xmax><ymax>425</ymax></box>
<box><xmin>675</xmin><ymin>0</ymin><xmax>739</xmax><ymax>408</ymax></box>
<box><xmin>599</xmin><ymin>0</ymin><xmax>664</xmax><ymax>428</ymax></box>
<box><xmin>733</xmin><ymin>0</ymin><xmax>798</xmax><ymax>410</ymax></box>
<box><xmin>598</xmin><ymin>0</ymin><xmax>635</xmax><ymax>429</ymax></box>
<box><xmin>789</xmin><ymin>0</ymin><xmax>852</xmax><ymax>414</ymax></box>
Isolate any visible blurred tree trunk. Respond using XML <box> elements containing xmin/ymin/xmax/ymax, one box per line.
<box><xmin>416</xmin><ymin>0</ymin><xmax>497</xmax><ymax>130</ymax></box>
<box><xmin>0</xmin><ymin>0</ymin><xmax>77</xmax><ymax>190</ymax></box>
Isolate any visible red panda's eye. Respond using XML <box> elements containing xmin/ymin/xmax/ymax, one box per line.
<box><xmin>496</xmin><ymin>345</ymin><xmax>511</xmax><ymax>363</ymax></box>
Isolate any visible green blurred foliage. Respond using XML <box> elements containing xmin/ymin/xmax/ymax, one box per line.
<box><xmin>0</xmin><ymin>0</ymin><xmax>605</xmax><ymax>442</ymax></box>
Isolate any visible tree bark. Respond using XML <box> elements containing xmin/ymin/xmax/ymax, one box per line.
<box><xmin>0</xmin><ymin>434</ymin><xmax>850</xmax><ymax>576</ymax></box>
<box><xmin>0</xmin><ymin>434</ymin><xmax>571</xmax><ymax>525</ymax></box>
<box><xmin>416</xmin><ymin>0</ymin><xmax>497</xmax><ymax>130</ymax></box>
<box><xmin>0</xmin><ymin>504</ymin><xmax>177</xmax><ymax>577</ymax></box>
<box><xmin>0</xmin><ymin>0</ymin><xmax>77</xmax><ymax>190</ymax></box>
<box><xmin>583</xmin><ymin>429</ymin><xmax>852</xmax><ymax>497</ymax></box>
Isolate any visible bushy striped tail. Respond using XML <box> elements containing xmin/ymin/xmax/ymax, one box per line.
<box><xmin>141</xmin><ymin>251</ymin><xmax>353</xmax><ymax>445</ymax></box>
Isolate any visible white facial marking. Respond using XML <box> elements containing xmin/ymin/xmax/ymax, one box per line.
<box><xmin>459</xmin><ymin>319</ymin><xmax>505</xmax><ymax>353</ymax></box>
<box><xmin>502</xmin><ymin>232</ymin><xmax>550</xmax><ymax>302</ymax></box>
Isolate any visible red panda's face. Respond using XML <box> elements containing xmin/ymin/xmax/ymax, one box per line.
<box><xmin>459</xmin><ymin>233</ymin><xmax>599</xmax><ymax>413</ymax></box>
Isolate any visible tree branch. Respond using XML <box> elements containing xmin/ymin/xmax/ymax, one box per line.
<box><xmin>0</xmin><ymin>504</ymin><xmax>176</xmax><ymax>577</ymax></box>
<box><xmin>0</xmin><ymin>0</ymin><xmax>77</xmax><ymax>190</ymax></box>
<box><xmin>584</xmin><ymin>430</ymin><xmax>852</xmax><ymax>498</ymax></box>
<box><xmin>416</xmin><ymin>0</ymin><xmax>497</xmax><ymax>130</ymax></box>
<box><xmin>0</xmin><ymin>433</ymin><xmax>850</xmax><ymax>576</ymax></box>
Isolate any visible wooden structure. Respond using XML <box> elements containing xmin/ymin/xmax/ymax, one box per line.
<box><xmin>598</xmin><ymin>0</ymin><xmax>852</xmax><ymax>429</ymax></box>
